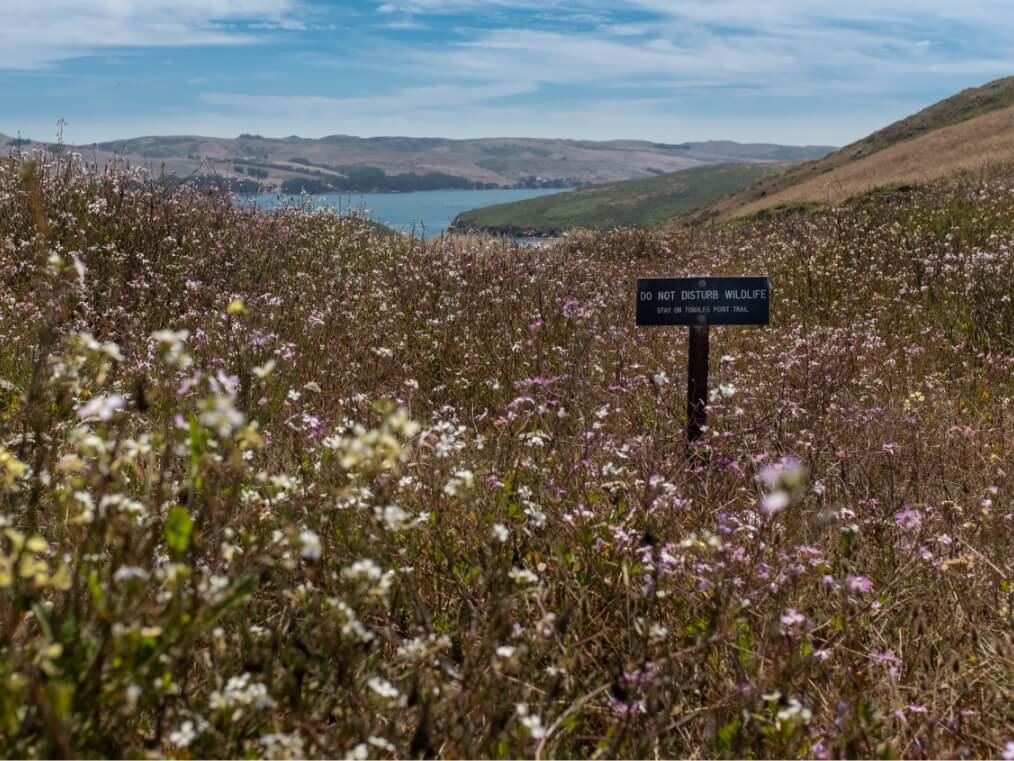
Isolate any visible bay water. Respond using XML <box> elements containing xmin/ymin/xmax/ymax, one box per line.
<box><xmin>251</xmin><ymin>188</ymin><xmax>564</xmax><ymax>239</ymax></box>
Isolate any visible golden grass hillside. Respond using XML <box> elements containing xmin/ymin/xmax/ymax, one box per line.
<box><xmin>687</xmin><ymin>75</ymin><xmax>1014</xmax><ymax>222</ymax></box>
<box><xmin>729</xmin><ymin>104</ymin><xmax>1014</xmax><ymax>218</ymax></box>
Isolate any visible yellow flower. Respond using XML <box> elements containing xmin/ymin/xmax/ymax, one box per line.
<box><xmin>0</xmin><ymin>446</ymin><xmax>28</xmax><ymax>487</ymax></box>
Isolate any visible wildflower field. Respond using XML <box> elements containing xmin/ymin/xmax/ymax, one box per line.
<box><xmin>0</xmin><ymin>155</ymin><xmax>1011</xmax><ymax>759</ymax></box>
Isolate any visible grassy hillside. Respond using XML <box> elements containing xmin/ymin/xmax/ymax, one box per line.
<box><xmin>697</xmin><ymin>75</ymin><xmax>1014</xmax><ymax>220</ymax></box>
<box><xmin>2</xmin><ymin>154</ymin><xmax>1012</xmax><ymax>758</ymax></box>
<box><xmin>728</xmin><ymin>103</ymin><xmax>1014</xmax><ymax>218</ymax></box>
<box><xmin>0</xmin><ymin>132</ymin><xmax>832</xmax><ymax>194</ymax></box>
<box><xmin>453</xmin><ymin>162</ymin><xmax>791</xmax><ymax>234</ymax></box>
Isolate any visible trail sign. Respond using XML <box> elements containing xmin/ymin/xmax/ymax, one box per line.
<box><xmin>636</xmin><ymin>276</ymin><xmax>770</xmax><ymax>326</ymax></box>
<box><xmin>636</xmin><ymin>276</ymin><xmax>771</xmax><ymax>444</ymax></box>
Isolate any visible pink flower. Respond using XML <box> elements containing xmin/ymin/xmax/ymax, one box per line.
<box><xmin>870</xmin><ymin>649</ymin><xmax>898</xmax><ymax>665</ymax></box>
<box><xmin>846</xmin><ymin>575</ymin><xmax>873</xmax><ymax>594</ymax></box>
<box><xmin>780</xmin><ymin>608</ymin><xmax>807</xmax><ymax>631</ymax></box>
<box><xmin>607</xmin><ymin>696</ymin><xmax>646</xmax><ymax>715</ymax></box>
<box><xmin>894</xmin><ymin>506</ymin><xmax>922</xmax><ymax>530</ymax></box>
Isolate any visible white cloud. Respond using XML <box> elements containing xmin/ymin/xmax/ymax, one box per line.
<box><xmin>399</xmin><ymin>3</ymin><xmax>1014</xmax><ymax>99</ymax></box>
<box><xmin>0</xmin><ymin>0</ymin><xmax>299</xmax><ymax>69</ymax></box>
<box><xmin>201</xmin><ymin>81</ymin><xmax>538</xmax><ymax>120</ymax></box>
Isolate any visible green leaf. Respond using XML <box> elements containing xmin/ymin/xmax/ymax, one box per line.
<box><xmin>166</xmin><ymin>506</ymin><xmax>193</xmax><ymax>558</ymax></box>
<box><xmin>188</xmin><ymin>416</ymin><xmax>208</xmax><ymax>463</ymax></box>
<box><xmin>31</xmin><ymin>602</ymin><xmax>53</xmax><ymax>641</ymax></box>
<box><xmin>86</xmin><ymin>569</ymin><xmax>104</xmax><ymax>606</ymax></box>
<box><xmin>716</xmin><ymin>717</ymin><xmax>741</xmax><ymax>755</ymax></box>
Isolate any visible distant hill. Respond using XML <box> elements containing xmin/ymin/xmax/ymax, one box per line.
<box><xmin>451</xmin><ymin>162</ymin><xmax>791</xmax><ymax>235</ymax></box>
<box><xmin>0</xmin><ymin>131</ymin><xmax>832</xmax><ymax>194</ymax></box>
<box><xmin>695</xmin><ymin>75</ymin><xmax>1014</xmax><ymax>220</ymax></box>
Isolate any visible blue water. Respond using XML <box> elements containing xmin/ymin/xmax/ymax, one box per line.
<box><xmin>251</xmin><ymin>188</ymin><xmax>565</xmax><ymax>238</ymax></box>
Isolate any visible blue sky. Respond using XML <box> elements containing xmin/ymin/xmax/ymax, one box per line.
<box><xmin>3</xmin><ymin>0</ymin><xmax>1014</xmax><ymax>146</ymax></box>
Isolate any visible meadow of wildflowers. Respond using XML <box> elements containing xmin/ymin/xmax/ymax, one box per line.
<box><xmin>0</xmin><ymin>153</ymin><xmax>1011</xmax><ymax>758</ymax></box>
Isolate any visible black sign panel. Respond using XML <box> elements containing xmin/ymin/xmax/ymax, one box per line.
<box><xmin>636</xmin><ymin>276</ymin><xmax>770</xmax><ymax>326</ymax></box>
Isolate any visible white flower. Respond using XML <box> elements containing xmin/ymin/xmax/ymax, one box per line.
<box><xmin>496</xmin><ymin>645</ymin><xmax>517</xmax><ymax>658</ymax></box>
<box><xmin>397</xmin><ymin>633</ymin><xmax>451</xmax><ymax>663</ymax></box>
<box><xmin>152</xmin><ymin>329</ymin><xmax>192</xmax><ymax>368</ymax></box>
<box><xmin>387</xmin><ymin>407</ymin><xmax>420</xmax><ymax>438</ymax></box>
<box><xmin>70</xmin><ymin>253</ymin><xmax>87</xmax><ymax>287</ymax></box>
<box><xmin>252</xmin><ymin>359</ymin><xmax>276</xmax><ymax>379</ymax></box>
<box><xmin>169</xmin><ymin>720</ymin><xmax>200</xmax><ymax>748</ymax></box>
<box><xmin>761</xmin><ymin>490</ymin><xmax>789</xmax><ymax>515</ymax></box>
<box><xmin>775</xmin><ymin>698</ymin><xmax>813</xmax><ymax>727</ymax></box>
<box><xmin>516</xmin><ymin>703</ymin><xmax>547</xmax><ymax>739</ymax></box>
<box><xmin>113</xmin><ymin>566</ymin><xmax>149</xmax><ymax>584</ymax></box>
<box><xmin>376</xmin><ymin>504</ymin><xmax>410</xmax><ymax>532</ymax></box>
<box><xmin>443</xmin><ymin>469</ymin><xmax>474</xmax><ymax>497</ymax></box>
<box><xmin>344</xmin><ymin>558</ymin><xmax>383</xmax><ymax>581</ymax></box>
<box><xmin>260</xmin><ymin>732</ymin><xmax>306</xmax><ymax>759</ymax></box>
<box><xmin>367</xmin><ymin>677</ymin><xmax>400</xmax><ymax>700</ymax></box>
<box><xmin>491</xmin><ymin>523</ymin><xmax>510</xmax><ymax>543</ymax></box>
<box><xmin>101</xmin><ymin>342</ymin><xmax>124</xmax><ymax>361</ymax></box>
<box><xmin>209</xmin><ymin>673</ymin><xmax>275</xmax><ymax>715</ymax></box>
<box><xmin>509</xmin><ymin>567</ymin><xmax>539</xmax><ymax>585</ymax></box>
<box><xmin>299</xmin><ymin>529</ymin><xmax>321</xmax><ymax>560</ymax></box>
<box><xmin>76</xmin><ymin>394</ymin><xmax>126</xmax><ymax>421</ymax></box>
<box><xmin>652</xmin><ymin>371</ymin><xmax>669</xmax><ymax>386</ymax></box>
<box><xmin>524</xmin><ymin>505</ymin><xmax>547</xmax><ymax>529</ymax></box>
<box><xmin>152</xmin><ymin>329</ymin><xmax>189</xmax><ymax>345</ymax></box>
<box><xmin>344</xmin><ymin>743</ymin><xmax>369</xmax><ymax>760</ymax></box>
<box><xmin>368</xmin><ymin>736</ymin><xmax>396</xmax><ymax>753</ymax></box>
<box><xmin>331</xmin><ymin>600</ymin><xmax>375</xmax><ymax>643</ymax></box>
<box><xmin>198</xmin><ymin>395</ymin><xmax>245</xmax><ymax>437</ymax></box>
<box><xmin>125</xmin><ymin>683</ymin><xmax>142</xmax><ymax>711</ymax></box>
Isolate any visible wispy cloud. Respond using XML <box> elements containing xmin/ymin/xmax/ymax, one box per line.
<box><xmin>400</xmin><ymin>3</ymin><xmax>1014</xmax><ymax>98</ymax></box>
<box><xmin>202</xmin><ymin>81</ymin><xmax>538</xmax><ymax>120</ymax></box>
<box><xmin>0</xmin><ymin>0</ymin><xmax>300</xmax><ymax>69</ymax></box>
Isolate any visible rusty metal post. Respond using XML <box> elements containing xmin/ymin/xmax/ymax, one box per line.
<box><xmin>687</xmin><ymin>323</ymin><xmax>709</xmax><ymax>443</ymax></box>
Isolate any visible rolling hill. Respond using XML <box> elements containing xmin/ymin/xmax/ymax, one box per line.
<box><xmin>451</xmin><ymin>162</ymin><xmax>792</xmax><ymax>235</ymax></box>
<box><xmin>696</xmin><ymin>75</ymin><xmax>1014</xmax><ymax>220</ymax></box>
<box><xmin>452</xmin><ymin>76</ymin><xmax>1014</xmax><ymax>236</ymax></box>
<box><xmin>0</xmin><ymin>132</ymin><xmax>832</xmax><ymax>194</ymax></box>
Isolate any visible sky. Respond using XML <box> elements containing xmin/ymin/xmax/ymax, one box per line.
<box><xmin>2</xmin><ymin>0</ymin><xmax>1014</xmax><ymax>147</ymax></box>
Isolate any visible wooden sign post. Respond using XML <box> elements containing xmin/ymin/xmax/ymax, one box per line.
<box><xmin>636</xmin><ymin>276</ymin><xmax>770</xmax><ymax>443</ymax></box>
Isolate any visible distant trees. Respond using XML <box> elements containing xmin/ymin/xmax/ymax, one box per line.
<box><xmin>234</xmin><ymin>165</ymin><xmax>269</xmax><ymax>179</ymax></box>
<box><xmin>279</xmin><ymin>166</ymin><xmax>491</xmax><ymax>194</ymax></box>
